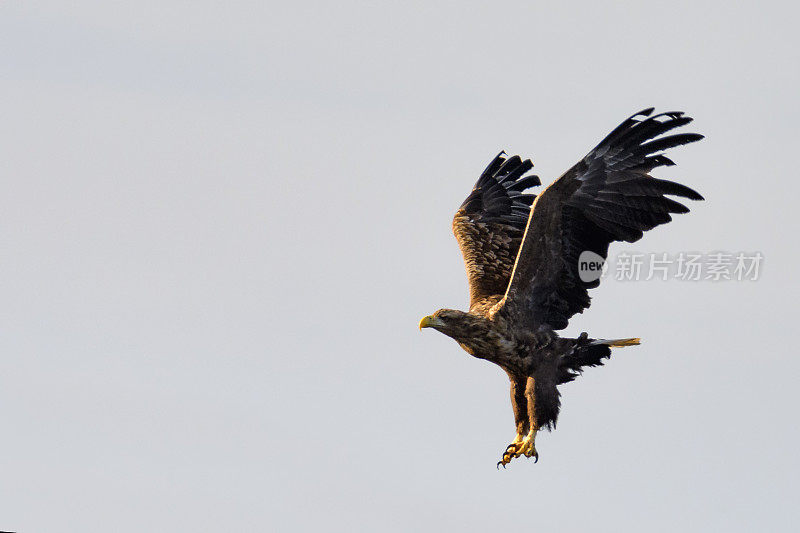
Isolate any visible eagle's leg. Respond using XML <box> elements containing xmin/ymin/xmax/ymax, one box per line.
<box><xmin>498</xmin><ymin>375</ymin><xmax>538</xmax><ymax>468</ymax></box>
<box><xmin>498</xmin><ymin>375</ymin><xmax>527</xmax><ymax>468</ymax></box>
<box><xmin>519</xmin><ymin>376</ymin><xmax>539</xmax><ymax>460</ymax></box>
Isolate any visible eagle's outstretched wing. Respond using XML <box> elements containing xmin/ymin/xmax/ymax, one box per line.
<box><xmin>453</xmin><ymin>152</ymin><xmax>541</xmax><ymax>311</ymax></box>
<box><xmin>501</xmin><ymin>109</ymin><xmax>704</xmax><ymax>330</ymax></box>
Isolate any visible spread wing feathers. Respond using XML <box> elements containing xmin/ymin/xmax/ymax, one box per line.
<box><xmin>502</xmin><ymin>109</ymin><xmax>704</xmax><ymax>330</ymax></box>
<box><xmin>453</xmin><ymin>152</ymin><xmax>541</xmax><ymax>310</ymax></box>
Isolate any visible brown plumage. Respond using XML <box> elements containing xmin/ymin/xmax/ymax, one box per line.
<box><xmin>419</xmin><ymin>109</ymin><xmax>703</xmax><ymax>467</ymax></box>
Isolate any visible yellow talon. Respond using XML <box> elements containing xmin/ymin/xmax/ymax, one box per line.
<box><xmin>497</xmin><ymin>429</ymin><xmax>538</xmax><ymax>468</ymax></box>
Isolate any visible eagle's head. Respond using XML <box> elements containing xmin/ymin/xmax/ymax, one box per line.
<box><xmin>419</xmin><ymin>309</ymin><xmax>486</xmax><ymax>342</ymax></box>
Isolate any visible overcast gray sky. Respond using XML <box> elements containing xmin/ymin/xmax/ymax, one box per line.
<box><xmin>1</xmin><ymin>1</ymin><xmax>798</xmax><ymax>531</ymax></box>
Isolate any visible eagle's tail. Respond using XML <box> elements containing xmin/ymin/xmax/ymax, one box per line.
<box><xmin>557</xmin><ymin>336</ymin><xmax>641</xmax><ymax>384</ymax></box>
<box><xmin>591</xmin><ymin>337</ymin><xmax>641</xmax><ymax>348</ymax></box>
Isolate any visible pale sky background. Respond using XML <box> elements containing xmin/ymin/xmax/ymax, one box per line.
<box><xmin>1</xmin><ymin>2</ymin><xmax>798</xmax><ymax>532</ymax></box>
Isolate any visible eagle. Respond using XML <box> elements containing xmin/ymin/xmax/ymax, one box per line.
<box><xmin>419</xmin><ymin>109</ymin><xmax>703</xmax><ymax>467</ymax></box>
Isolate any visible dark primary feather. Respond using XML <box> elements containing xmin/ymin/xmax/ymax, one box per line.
<box><xmin>501</xmin><ymin>109</ymin><xmax>704</xmax><ymax>330</ymax></box>
<box><xmin>557</xmin><ymin>342</ymin><xmax>612</xmax><ymax>384</ymax></box>
<box><xmin>453</xmin><ymin>152</ymin><xmax>541</xmax><ymax>310</ymax></box>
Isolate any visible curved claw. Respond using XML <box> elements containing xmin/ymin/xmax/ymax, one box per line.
<box><xmin>523</xmin><ymin>446</ymin><xmax>538</xmax><ymax>461</ymax></box>
<box><xmin>497</xmin><ymin>442</ymin><xmax>521</xmax><ymax>468</ymax></box>
<box><xmin>525</xmin><ymin>448</ymin><xmax>539</xmax><ymax>463</ymax></box>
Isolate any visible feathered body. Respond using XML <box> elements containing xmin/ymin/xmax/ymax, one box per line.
<box><xmin>419</xmin><ymin>109</ymin><xmax>703</xmax><ymax>466</ymax></box>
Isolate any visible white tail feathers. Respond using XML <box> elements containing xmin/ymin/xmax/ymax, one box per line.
<box><xmin>590</xmin><ymin>337</ymin><xmax>641</xmax><ymax>348</ymax></box>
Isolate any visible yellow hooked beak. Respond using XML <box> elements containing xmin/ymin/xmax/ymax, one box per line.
<box><xmin>419</xmin><ymin>315</ymin><xmax>444</xmax><ymax>330</ymax></box>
